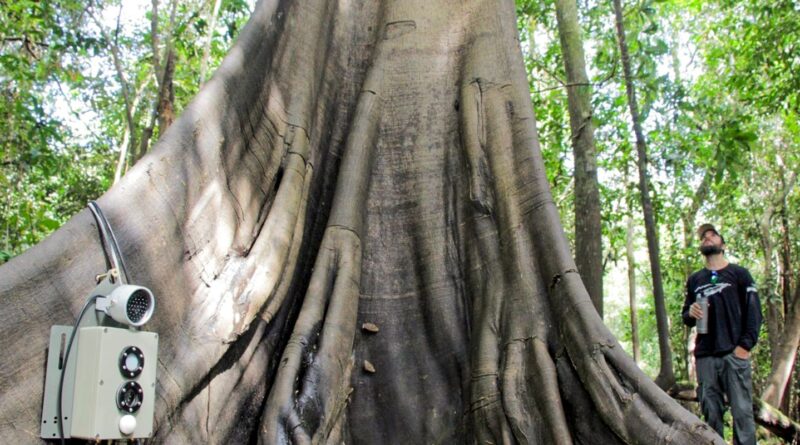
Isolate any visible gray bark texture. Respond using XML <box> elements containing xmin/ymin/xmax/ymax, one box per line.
<box><xmin>0</xmin><ymin>0</ymin><xmax>721</xmax><ymax>443</ymax></box>
<box><xmin>626</xmin><ymin>217</ymin><xmax>640</xmax><ymax>364</ymax></box>
<box><xmin>759</xmin><ymin>171</ymin><xmax>798</xmax><ymax>409</ymax></box>
<box><xmin>554</xmin><ymin>0</ymin><xmax>603</xmax><ymax>318</ymax></box>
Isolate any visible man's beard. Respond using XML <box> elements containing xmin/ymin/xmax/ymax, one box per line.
<box><xmin>700</xmin><ymin>245</ymin><xmax>723</xmax><ymax>256</ymax></box>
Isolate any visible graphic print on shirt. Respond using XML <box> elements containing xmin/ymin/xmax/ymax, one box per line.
<box><xmin>694</xmin><ymin>282</ymin><xmax>732</xmax><ymax>299</ymax></box>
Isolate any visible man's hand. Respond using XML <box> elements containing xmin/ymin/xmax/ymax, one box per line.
<box><xmin>733</xmin><ymin>346</ymin><xmax>750</xmax><ymax>359</ymax></box>
<box><xmin>688</xmin><ymin>302</ymin><xmax>708</xmax><ymax>319</ymax></box>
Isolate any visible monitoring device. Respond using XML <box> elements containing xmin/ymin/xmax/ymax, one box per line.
<box><xmin>95</xmin><ymin>284</ymin><xmax>155</xmax><ymax>327</ymax></box>
<box><xmin>40</xmin><ymin>275</ymin><xmax>158</xmax><ymax>440</ymax></box>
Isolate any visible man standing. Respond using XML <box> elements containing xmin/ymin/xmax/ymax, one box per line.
<box><xmin>683</xmin><ymin>223</ymin><xmax>762</xmax><ymax>445</ymax></box>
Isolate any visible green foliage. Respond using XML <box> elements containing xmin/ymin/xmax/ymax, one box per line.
<box><xmin>518</xmin><ymin>0</ymin><xmax>800</xmax><ymax>416</ymax></box>
<box><xmin>0</xmin><ymin>0</ymin><xmax>253</xmax><ymax>263</ymax></box>
<box><xmin>0</xmin><ymin>0</ymin><xmax>111</xmax><ymax>257</ymax></box>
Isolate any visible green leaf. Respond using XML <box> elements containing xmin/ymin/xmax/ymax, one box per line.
<box><xmin>39</xmin><ymin>218</ymin><xmax>61</xmax><ymax>231</ymax></box>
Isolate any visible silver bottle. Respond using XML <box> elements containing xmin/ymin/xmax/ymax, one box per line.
<box><xmin>696</xmin><ymin>295</ymin><xmax>709</xmax><ymax>334</ymax></box>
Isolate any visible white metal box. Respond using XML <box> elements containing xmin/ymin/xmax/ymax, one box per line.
<box><xmin>41</xmin><ymin>326</ymin><xmax>158</xmax><ymax>440</ymax></box>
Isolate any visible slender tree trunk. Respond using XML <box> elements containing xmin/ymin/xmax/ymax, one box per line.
<box><xmin>155</xmin><ymin>0</ymin><xmax>178</xmax><ymax>137</ymax></box>
<box><xmin>156</xmin><ymin>47</ymin><xmax>176</xmax><ymax>133</ymax></box>
<box><xmin>761</xmin><ymin>213</ymin><xmax>782</xmax><ymax>365</ymax></box>
<box><xmin>680</xmin><ymin>169</ymin><xmax>713</xmax><ymax>382</ymax></box>
<box><xmin>0</xmin><ymin>1</ymin><xmax>722</xmax><ymax>443</ymax></box>
<box><xmin>554</xmin><ymin>0</ymin><xmax>603</xmax><ymax>317</ymax></box>
<box><xmin>137</xmin><ymin>0</ymin><xmax>179</xmax><ymax>162</ymax></box>
<box><xmin>778</xmin><ymin>202</ymin><xmax>793</xmax><ymax>413</ymax></box>
<box><xmin>793</xmin><ymin>360</ymin><xmax>800</xmax><ymax>425</ymax></box>
<box><xmin>763</xmin><ymin>285</ymin><xmax>800</xmax><ymax>408</ymax></box>
<box><xmin>626</xmin><ymin>217</ymin><xmax>640</xmax><ymax>363</ymax></box>
<box><xmin>199</xmin><ymin>0</ymin><xmax>223</xmax><ymax>85</ymax></box>
<box><xmin>89</xmin><ymin>4</ymin><xmax>138</xmax><ymax>166</ymax></box>
<box><xmin>780</xmin><ymin>193</ymin><xmax>792</xmax><ymax>322</ymax></box>
<box><xmin>151</xmin><ymin>0</ymin><xmax>162</xmax><ymax>78</ymax></box>
<box><xmin>681</xmin><ymin>170</ymin><xmax>712</xmax><ymax>279</ymax></box>
<box><xmin>760</xmin><ymin>171</ymin><xmax>797</xmax><ymax>408</ymax></box>
<box><xmin>760</xmin><ymin>172</ymin><xmax>797</xmax><ymax>369</ymax></box>
<box><xmin>114</xmin><ymin>78</ymin><xmax>153</xmax><ymax>183</ymax></box>
<box><xmin>612</xmin><ymin>0</ymin><xmax>674</xmax><ymax>390</ymax></box>
<box><xmin>669</xmin><ymin>26</ymin><xmax>682</xmax><ymax>86</ymax></box>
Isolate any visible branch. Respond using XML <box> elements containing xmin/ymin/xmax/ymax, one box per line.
<box><xmin>761</xmin><ymin>171</ymin><xmax>797</xmax><ymax>228</ymax></box>
<box><xmin>1</xmin><ymin>36</ymin><xmax>49</xmax><ymax>47</ymax></box>
<box><xmin>199</xmin><ymin>0</ymin><xmax>223</xmax><ymax>84</ymax></box>
<box><xmin>52</xmin><ymin>77</ymin><xmax>104</xmax><ymax>142</ymax></box>
<box><xmin>534</xmin><ymin>60</ymin><xmax>618</xmax><ymax>94</ymax></box>
<box><xmin>151</xmin><ymin>0</ymin><xmax>162</xmax><ymax>85</ymax></box>
<box><xmin>87</xmin><ymin>2</ymin><xmax>137</xmax><ymax>152</ymax></box>
<box><xmin>114</xmin><ymin>74</ymin><xmax>155</xmax><ymax>183</ymax></box>
<box><xmin>532</xmin><ymin>61</ymin><xmax>567</xmax><ymax>87</ymax></box>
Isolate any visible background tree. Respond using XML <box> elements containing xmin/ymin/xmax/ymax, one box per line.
<box><xmin>554</xmin><ymin>0</ymin><xmax>604</xmax><ymax>317</ymax></box>
<box><xmin>612</xmin><ymin>0</ymin><xmax>674</xmax><ymax>390</ymax></box>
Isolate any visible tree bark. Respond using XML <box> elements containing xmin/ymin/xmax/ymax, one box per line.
<box><xmin>554</xmin><ymin>0</ymin><xmax>603</xmax><ymax>318</ymax></box>
<box><xmin>612</xmin><ymin>0</ymin><xmax>674</xmax><ymax>390</ymax></box>
<box><xmin>156</xmin><ymin>0</ymin><xmax>179</xmax><ymax>136</ymax></box>
<box><xmin>156</xmin><ymin>47</ymin><xmax>176</xmax><ymax>133</ymax></box>
<box><xmin>759</xmin><ymin>171</ymin><xmax>797</xmax><ymax>404</ymax></box>
<box><xmin>626</xmin><ymin>217</ymin><xmax>640</xmax><ymax>363</ymax></box>
<box><xmin>88</xmin><ymin>4</ymin><xmax>139</xmax><ymax>169</ymax></box>
<box><xmin>0</xmin><ymin>0</ymin><xmax>721</xmax><ymax>443</ymax></box>
<box><xmin>780</xmin><ymin>200</ymin><xmax>791</xmax><ymax>318</ymax></box>
<box><xmin>151</xmin><ymin>0</ymin><xmax>162</xmax><ymax>80</ymax></box>
<box><xmin>137</xmin><ymin>0</ymin><xmax>180</xmax><ymax>163</ymax></box>
<box><xmin>763</xmin><ymin>282</ymin><xmax>800</xmax><ymax>409</ymax></box>
<box><xmin>114</xmin><ymin>78</ymin><xmax>153</xmax><ymax>184</ymax></box>
<box><xmin>760</xmin><ymin>200</ymin><xmax>782</xmax><ymax>366</ymax></box>
<box><xmin>777</xmin><ymin>199</ymin><xmax>793</xmax><ymax>413</ymax></box>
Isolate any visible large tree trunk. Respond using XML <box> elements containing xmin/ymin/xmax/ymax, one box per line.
<box><xmin>0</xmin><ymin>0</ymin><xmax>721</xmax><ymax>443</ymax></box>
<box><xmin>554</xmin><ymin>0</ymin><xmax>603</xmax><ymax>318</ymax></box>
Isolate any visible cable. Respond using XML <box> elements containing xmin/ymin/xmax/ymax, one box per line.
<box><xmin>94</xmin><ymin>203</ymin><xmax>129</xmax><ymax>284</ymax></box>
<box><xmin>88</xmin><ymin>204</ymin><xmax>113</xmax><ymax>273</ymax></box>
<box><xmin>88</xmin><ymin>201</ymin><xmax>129</xmax><ymax>284</ymax></box>
<box><xmin>88</xmin><ymin>202</ymin><xmax>120</xmax><ymax>281</ymax></box>
<box><xmin>55</xmin><ymin>202</ymin><xmax>134</xmax><ymax>442</ymax></box>
<box><xmin>57</xmin><ymin>295</ymin><xmax>100</xmax><ymax>445</ymax></box>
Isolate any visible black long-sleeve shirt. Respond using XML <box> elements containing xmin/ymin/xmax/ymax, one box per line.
<box><xmin>682</xmin><ymin>263</ymin><xmax>762</xmax><ymax>357</ymax></box>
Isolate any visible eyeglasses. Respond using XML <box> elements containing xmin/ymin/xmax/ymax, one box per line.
<box><xmin>710</xmin><ymin>270</ymin><xmax>719</xmax><ymax>284</ymax></box>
